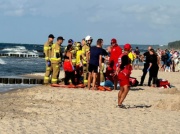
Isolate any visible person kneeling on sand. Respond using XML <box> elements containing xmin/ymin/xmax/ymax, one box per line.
<box><xmin>116</xmin><ymin>43</ymin><xmax>132</xmax><ymax>109</ymax></box>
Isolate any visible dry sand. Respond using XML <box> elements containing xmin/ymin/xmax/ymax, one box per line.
<box><xmin>0</xmin><ymin>70</ymin><xmax>180</xmax><ymax>134</ymax></box>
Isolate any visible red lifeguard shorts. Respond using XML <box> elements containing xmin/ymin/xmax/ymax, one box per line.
<box><xmin>118</xmin><ymin>72</ymin><xmax>130</xmax><ymax>87</ymax></box>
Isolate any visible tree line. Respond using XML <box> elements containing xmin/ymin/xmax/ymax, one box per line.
<box><xmin>168</xmin><ymin>40</ymin><xmax>180</xmax><ymax>49</ymax></box>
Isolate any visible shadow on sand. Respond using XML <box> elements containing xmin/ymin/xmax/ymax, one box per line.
<box><xmin>130</xmin><ymin>87</ymin><xmax>144</xmax><ymax>91</ymax></box>
<box><xmin>126</xmin><ymin>104</ymin><xmax>152</xmax><ymax>109</ymax></box>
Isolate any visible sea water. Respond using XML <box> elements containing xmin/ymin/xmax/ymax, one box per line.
<box><xmin>0</xmin><ymin>43</ymin><xmax>45</xmax><ymax>92</ymax></box>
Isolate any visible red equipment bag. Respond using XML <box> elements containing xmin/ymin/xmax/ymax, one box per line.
<box><xmin>156</xmin><ymin>79</ymin><xmax>171</xmax><ymax>88</ymax></box>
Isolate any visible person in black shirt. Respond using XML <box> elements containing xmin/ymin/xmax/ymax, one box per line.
<box><xmin>139</xmin><ymin>46</ymin><xmax>152</xmax><ymax>86</ymax></box>
<box><xmin>87</xmin><ymin>39</ymin><xmax>103</xmax><ymax>90</ymax></box>
<box><xmin>147</xmin><ymin>49</ymin><xmax>160</xmax><ymax>87</ymax></box>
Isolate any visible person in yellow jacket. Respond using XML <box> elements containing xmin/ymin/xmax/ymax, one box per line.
<box><xmin>43</xmin><ymin>34</ymin><xmax>55</xmax><ymax>85</ymax></box>
<box><xmin>127</xmin><ymin>46</ymin><xmax>136</xmax><ymax>64</ymax></box>
<box><xmin>75</xmin><ymin>42</ymin><xmax>84</xmax><ymax>84</ymax></box>
<box><xmin>82</xmin><ymin>36</ymin><xmax>93</xmax><ymax>85</ymax></box>
<box><xmin>51</xmin><ymin>36</ymin><xmax>64</xmax><ymax>86</ymax></box>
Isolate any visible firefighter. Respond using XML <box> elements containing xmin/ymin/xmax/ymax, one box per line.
<box><xmin>43</xmin><ymin>34</ymin><xmax>55</xmax><ymax>85</ymax></box>
<box><xmin>51</xmin><ymin>36</ymin><xmax>64</xmax><ymax>86</ymax></box>
<box><xmin>75</xmin><ymin>42</ymin><xmax>84</xmax><ymax>84</ymax></box>
<box><xmin>82</xmin><ymin>35</ymin><xmax>93</xmax><ymax>85</ymax></box>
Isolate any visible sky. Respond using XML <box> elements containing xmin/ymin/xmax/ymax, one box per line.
<box><xmin>0</xmin><ymin>0</ymin><xmax>180</xmax><ymax>45</ymax></box>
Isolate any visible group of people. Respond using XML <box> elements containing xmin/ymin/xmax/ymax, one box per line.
<box><xmin>139</xmin><ymin>46</ymin><xmax>160</xmax><ymax>87</ymax></box>
<box><xmin>42</xmin><ymin>34</ymin><xmax>179</xmax><ymax>108</ymax></box>
<box><xmin>157</xmin><ymin>48</ymin><xmax>180</xmax><ymax>72</ymax></box>
<box><xmin>139</xmin><ymin>46</ymin><xmax>180</xmax><ymax>87</ymax></box>
<box><xmin>43</xmin><ymin>34</ymin><xmax>135</xmax><ymax>108</ymax></box>
<box><xmin>43</xmin><ymin>34</ymin><xmax>90</xmax><ymax>87</ymax></box>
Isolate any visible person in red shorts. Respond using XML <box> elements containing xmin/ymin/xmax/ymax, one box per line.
<box><xmin>115</xmin><ymin>43</ymin><xmax>132</xmax><ymax>109</ymax></box>
<box><xmin>109</xmin><ymin>38</ymin><xmax>122</xmax><ymax>90</ymax></box>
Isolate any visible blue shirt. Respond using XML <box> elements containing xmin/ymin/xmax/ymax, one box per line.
<box><xmin>89</xmin><ymin>46</ymin><xmax>102</xmax><ymax>66</ymax></box>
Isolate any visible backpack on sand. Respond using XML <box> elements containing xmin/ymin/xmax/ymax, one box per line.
<box><xmin>156</xmin><ymin>79</ymin><xmax>171</xmax><ymax>88</ymax></box>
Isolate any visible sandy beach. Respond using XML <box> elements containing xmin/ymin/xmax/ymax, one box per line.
<box><xmin>0</xmin><ymin>70</ymin><xmax>180</xmax><ymax>134</ymax></box>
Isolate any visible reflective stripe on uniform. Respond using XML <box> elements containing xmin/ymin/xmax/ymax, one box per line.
<box><xmin>44</xmin><ymin>46</ymin><xmax>51</xmax><ymax>50</ymax></box>
<box><xmin>44</xmin><ymin>46</ymin><xmax>49</xmax><ymax>50</ymax></box>
<box><xmin>45</xmin><ymin>57</ymin><xmax>49</xmax><ymax>60</ymax></box>
<box><xmin>84</xmin><ymin>80</ymin><xmax>88</xmax><ymax>83</ymax></box>
<box><xmin>44</xmin><ymin>76</ymin><xmax>49</xmax><ymax>80</ymax></box>
<box><xmin>72</xmin><ymin>59</ymin><xmax>76</xmax><ymax>63</ymax></box>
<box><xmin>46</xmin><ymin>67</ymin><xmax>51</xmax><ymax>71</ymax></box>
<box><xmin>51</xmin><ymin>57</ymin><xmax>61</xmax><ymax>61</ymax></box>
<box><xmin>51</xmin><ymin>78</ymin><xmax>58</xmax><ymax>82</ymax></box>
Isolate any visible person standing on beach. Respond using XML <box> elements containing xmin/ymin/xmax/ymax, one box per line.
<box><xmin>116</xmin><ymin>44</ymin><xmax>132</xmax><ymax>108</ymax></box>
<box><xmin>109</xmin><ymin>38</ymin><xmax>122</xmax><ymax>90</ymax></box>
<box><xmin>51</xmin><ymin>36</ymin><xmax>64</xmax><ymax>86</ymax></box>
<box><xmin>75</xmin><ymin>42</ymin><xmax>84</xmax><ymax>85</ymax></box>
<box><xmin>128</xmin><ymin>48</ymin><xmax>136</xmax><ymax>65</ymax></box>
<box><xmin>88</xmin><ymin>38</ymin><xmax>103</xmax><ymax>90</ymax></box>
<box><xmin>139</xmin><ymin>46</ymin><xmax>152</xmax><ymax>86</ymax></box>
<box><xmin>82</xmin><ymin>36</ymin><xmax>93</xmax><ymax>85</ymax></box>
<box><xmin>147</xmin><ymin>48</ymin><xmax>160</xmax><ymax>87</ymax></box>
<box><xmin>43</xmin><ymin>34</ymin><xmax>55</xmax><ymax>85</ymax></box>
<box><xmin>133</xmin><ymin>47</ymin><xmax>140</xmax><ymax>69</ymax></box>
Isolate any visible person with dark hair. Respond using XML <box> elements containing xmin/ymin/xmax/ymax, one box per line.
<box><xmin>87</xmin><ymin>38</ymin><xmax>103</xmax><ymax>90</ymax></box>
<box><xmin>63</xmin><ymin>45</ymin><xmax>76</xmax><ymax>87</ymax></box>
<box><xmin>147</xmin><ymin>48</ymin><xmax>160</xmax><ymax>87</ymax></box>
<box><xmin>133</xmin><ymin>47</ymin><xmax>140</xmax><ymax>69</ymax></box>
<box><xmin>160</xmin><ymin>50</ymin><xmax>167</xmax><ymax>71</ymax></box>
<box><xmin>139</xmin><ymin>46</ymin><xmax>152</xmax><ymax>86</ymax></box>
<box><xmin>117</xmin><ymin>43</ymin><xmax>132</xmax><ymax>108</ymax></box>
<box><xmin>164</xmin><ymin>50</ymin><xmax>172</xmax><ymax>72</ymax></box>
<box><xmin>50</xmin><ymin>36</ymin><xmax>64</xmax><ymax>86</ymax></box>
<box><xmin>43</xmin><ymin>34</ymin><xmax>55</xmax><ymax>85</ymax></box>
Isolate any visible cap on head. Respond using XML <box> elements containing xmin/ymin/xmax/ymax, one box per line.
<box><xmin>48</xmin><ymin>34</ymin><xmax>55</xmax><ymax>39</ymax></box>
<box><xmin>111</xmin><ymin>38</ymin><xmax>117</xmax><ymax>44</ymax></box>
<box><xmin>57</xmin><ymin>36</ymin><xmax>65</xmax><ymax>41</ymax></box>
<box><xmin>68</xmin><ymin>39</ymin><xmax>74</xmax><ymax>44</ymax></box>
<box><xmin>124</xmin><ymin>43</ymin><xmax>131</xmax><ymax>51</ymax></box>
